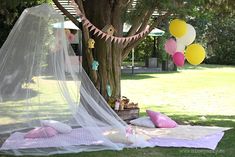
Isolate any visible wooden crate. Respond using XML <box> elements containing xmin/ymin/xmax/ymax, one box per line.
<box><xmin>115</xmin><ymin>108</ymin><xmax>139</xmax><ymax>123</ymax></box>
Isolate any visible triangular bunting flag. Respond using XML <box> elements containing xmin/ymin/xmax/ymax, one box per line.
<box><xmin>94</xmin><ymin>28</ymin><xmax>99</xmax><ymax>35</ymax></box>
<box><xmin>87</xmin><ymin>23</ymin><xmax>93</xmax><ymax>28</ymax></box>
<box><xmin>81</xmin><ymin>16</ymin><xmax>86</xmax><ymax>21</ymax></box>
<box><xmin>130</xmin><ymin>36</ymin><xmax>135</xmax><ymax>42</ymax></box>
<box><xmin>146</xmin><ymin>25</ymin><xmax>150</xmax><ymax>31</ymax></box>
<box><xmin>114</xmin><ymin>37</ymin><xmax>118</xmax><ymax>43</ymax></box>
<box><xmin>123</xmin><ymin>38</ymin><xmax>128</xmax><ymax>43</ymax></box>
<box><xmin>76</xmin><ymin>8</ymin><xmax>82</xmax><ymax>16</ymax></box>
<box><xmin>105</xmin><ymin>35</ymin><xmax>111</xmax><ymax>41</ymax></box>
<box><xmin>101</xmin><ymin>33</ymin><xmax>106</xmax><ymax>39</ymax></box>
<box><xmin>90</xmin><ymin>25</ymin><xmax>96</xmax><ymax>31</ymax></box>
<box><xmin>110</xmin><ymin>36</ymin><xmax>115</xmax><ymax>42</ymax></box>
<box><xmin>120</xmin><ymin>38</ymin><xmax>125</xmax><ymax>43</ymax></box>
<box><xmin>118</xmin><ymin>38</ymin><xmax>122</xmax><ymax>44</ymax></box>
<box><xmin>70</xmin><ymin>0</ymin><xmax>75</xmax><ymax>4</ymax></box>
<box><xmin>97</xmin><ymin>30</ymin><xmax>103</xmax><ymax>37</ymax></box>
<box><xmin>83</xmin><ymin>19</ymin><xmax>90</xmax><ymax>26</ymax></box>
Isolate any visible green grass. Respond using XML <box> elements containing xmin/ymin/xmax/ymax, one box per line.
<box><xmin>1</xmin><ymin>64</ymin><xmax>235</xmax><ymax>157</ymax></box>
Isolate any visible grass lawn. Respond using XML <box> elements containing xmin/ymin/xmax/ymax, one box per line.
<box><xmin>1</xmin><ymin>64</ymin><xmax>235</xmax><ymax>157</ymax></box>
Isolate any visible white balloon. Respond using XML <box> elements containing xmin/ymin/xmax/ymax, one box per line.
<box><xmin>177</xmin><ymin>24</ymin><xmax>196</xmax><ymax>46</ymax></box>
<box><xmin>176</xmin><ymin>39</ymin><xmax>185</xmax><ymax>52</ymax></box>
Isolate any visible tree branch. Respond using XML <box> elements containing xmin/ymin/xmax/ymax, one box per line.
<box><xmin>52</xmin><ymin>0</ymin><xmax>98</xmax><ymax>84</ymax></box>
<box><xmin>74</xmin><ymin>0</ymin><xmax>98</xmax><ymax>84</ymax></box>
<box><xmin>126</xmin><ymin>10</ymin><xmax>148</xmax><ymax>37</ymax></box>
<box><xmin>52</xmin><ymin>0</ymin><xmax>79</xmax><ymax>27</ymax></box>
<box><xmin>149</xmin><ymin>11</ymin><xmax>171</xmax><ymax>31</ymax></box>
<box><xmin>136</xmin><ymin>9</ymin><xmax>154</xmax><ymax>34</ymax></box>
<box><xmin>122</xmin><ymin>11</ymin><xmax>171</xmax><ymax>60</ymax></box>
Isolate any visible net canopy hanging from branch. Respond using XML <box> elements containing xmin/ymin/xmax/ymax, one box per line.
<box><xmin>0</xmin><ymin>4</ymin><xmax>149</xmax><ymax>156</ymax></box>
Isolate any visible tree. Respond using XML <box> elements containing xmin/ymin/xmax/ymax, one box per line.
<box><xmin>53</xmin><ymin>0</ymin><xmax>225</xmax><ymax>100</ymax></box>
<box><xmin>53</xmin><ymin>0</ymin><xmax>176</xmax><ymax>101</ymax></box>
<box><xmin>0</xmin><ymin>0</ymin><xmax>51</xmax><ymax>46</ymax></box>
<box><xmin>187</xmin><ymin>0</ymin><xmax>235</xmax><ymax>65</ymax></box>
<box><xmin>0</xmin><ymin>0</ymin><xmax>51</xmax><ymax>95</ymax></box>
<box><xmin>45</xmin><ymin>0</ymin><xmax>235</xmax><ymax>101</ymax></box>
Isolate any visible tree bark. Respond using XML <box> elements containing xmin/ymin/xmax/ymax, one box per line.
<box><xmin>83</xmin><ymin>0</ymin><xmax>124</xmax><ymax>100</ymax></box>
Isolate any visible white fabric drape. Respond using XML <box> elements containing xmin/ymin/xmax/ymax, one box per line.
<box><xmin>0</xmin><ymin>4</ymin><xmax>141</xmax><ymax>156</ymax></box>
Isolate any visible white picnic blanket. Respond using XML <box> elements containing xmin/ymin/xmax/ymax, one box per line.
<box><xmin>134</xmin><ymin>125</ymin><xmax>231</xmax><ymax>140</ymax></box>
<box><xmin>0</xmin><ymin>125</ymin><xmax>231</xmax><ymax>151</ymax></box>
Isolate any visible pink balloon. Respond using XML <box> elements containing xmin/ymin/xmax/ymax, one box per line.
<box><xmin>164</xmin><ymin>38</ymin><xmax>177</xmax><ymax>55</ymax></box>
<box><xmin>173</xmin><ymin>52</ymin><xmax>185</xmax><ymax>67</ymax></box>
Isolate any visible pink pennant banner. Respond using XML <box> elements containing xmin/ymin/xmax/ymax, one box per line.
<box><xmin>71</xmin><ymin>2</ymin><xmax>151</xmax><ymax>44</ymax></box>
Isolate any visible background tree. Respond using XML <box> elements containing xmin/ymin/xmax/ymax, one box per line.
<box><xmin>189</xmin><ymin>0</ymin><xmax>235</xmax><ymax>65</ymax></box>
<box><xmin>0</xmin><ymin>0</ymin><xmax>51</xmax><ymax>95</ymax></box>
<box><xmin>0</xmin><ymin>0</ymin><xmax>51</xmax><ymax>46</ymax></box>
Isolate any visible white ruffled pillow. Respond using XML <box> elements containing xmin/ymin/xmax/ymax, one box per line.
<box><xmin>130</xmin><ymin>116</ymin><xmax>155</xmax><ymax>128</ymax></box>
<box><xmin>41</xmin><ymin>120</ymin><xmax>72</xmax><ymax>134</ymax></box>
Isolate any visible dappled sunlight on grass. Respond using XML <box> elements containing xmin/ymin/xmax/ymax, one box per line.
<box><xmin>121</xmin><ymin>64</ymin><xmax>235</xmax><ymax>116</ymax></box>
<box><xmin>1</xmin><ymin>64</ymin><xmax>235</xmax><ymax>157</ymax></box>
<box><xmin>0</xmin><ymin>76</ymin><xmax>78</xmax><ymax>132</ymax></box>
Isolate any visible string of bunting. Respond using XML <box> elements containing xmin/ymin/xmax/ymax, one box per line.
<box><xmin>70</xmin><ymin>0</ymin><xmax>150</xmax><ymax>44</ymax></box>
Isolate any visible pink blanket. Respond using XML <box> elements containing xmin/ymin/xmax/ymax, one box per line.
<box><xmin>0</xmin><ymin>127</ymin><xmax>226</xmax><ymax>151</ymax></box>
<box><xmin>0</xmin><ymin>128</ymin><xmax>100</xmax><ymax>150</ymax></box>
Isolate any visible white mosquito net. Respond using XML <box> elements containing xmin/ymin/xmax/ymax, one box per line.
<box><xmin>0</xmin><ymin>4</ymin><xmax>148</xmax><ymax>156</ymax></box>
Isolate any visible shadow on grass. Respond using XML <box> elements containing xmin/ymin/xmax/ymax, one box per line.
<box><xmin>139</xmin><ymin>108</ymin><xmax>235</xmax><ymax>127</ymax></box>
<box><xmin>1</xmin><ymin>113</ymin><xmax>234</xmax><ymax>157</ymax></box>
<box><xmin>180</xmin><ymin>63</ymin><xmax>235</xmax><ymax>70</ymax></box>
<box><xmin>0</xmin><ymin>100</ymin><xmax>72</xmax><ymax>134</ymax></box>
<box><xmin>121</xmin><ymin>74</ymin><xmax>157</xmax><ymax>80</ymax></box>
<box><xmin>42</xmin><ymin>113</ymin><xmax>235</xmax><ymax>157</ymax></box>
<box><xmin>121</xmin><ymin>71</ymin><xmax>180</xmax><ymax>80</ymax></box>
<box><xmin>1</xmin><ymin>89</ymin><xmax>38</xmax><ymax>102</ymax></box>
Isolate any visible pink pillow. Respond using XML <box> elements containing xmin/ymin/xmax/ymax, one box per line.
<box><xmin>24</xmin><ymin>127</ymin><xmax>58</xmax><ymax>139</ymax></box>
<box><xmin>146</xmin><ymin>110</ymin><xmax>177</xmax><ymax>128</ymax></box>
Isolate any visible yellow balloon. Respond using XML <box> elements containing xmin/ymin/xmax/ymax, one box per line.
<box><xmin>185</xmin><ymin>44</ymin><xmax>206</xmax><ymax>65</ymax></box>
<box><xmin>169</xmin><ymin>19</ymin><xmax>187</xmax><ymax>38</ymax></box>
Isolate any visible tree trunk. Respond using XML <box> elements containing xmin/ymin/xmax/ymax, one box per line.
<box><xmin>52</xmin><ymin>0</ymin><xmax>169</xmax><ymax>102</ymax></box>
<box><xmin>83</xmin><ymin>0</ymin><xmax>123</xmax><ymax>100</ymax></box>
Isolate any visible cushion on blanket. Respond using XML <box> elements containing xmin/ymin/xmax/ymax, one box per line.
<box><xmin>130</xmin><ymin>116</ymin><xmax>155</xmax><ymax>128</ymax></box>
<box><xmin>41</xmin><ymin>120</ymin><xmax>72</xmax><ymax>133</ymax></box>
<box><xmin>103</xmin><ymin>129</ymin><xmax>132</xmax><ymax>144</ymax></box>
<box><xmin>146</xmin><ymin>110</ymin><xmax>177</xmax><ymax>128</ymax></box>
<box><xmin>24</xmin><ymin>127</ymin><xmax>58</xmax><ymax>138</ymax></box>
